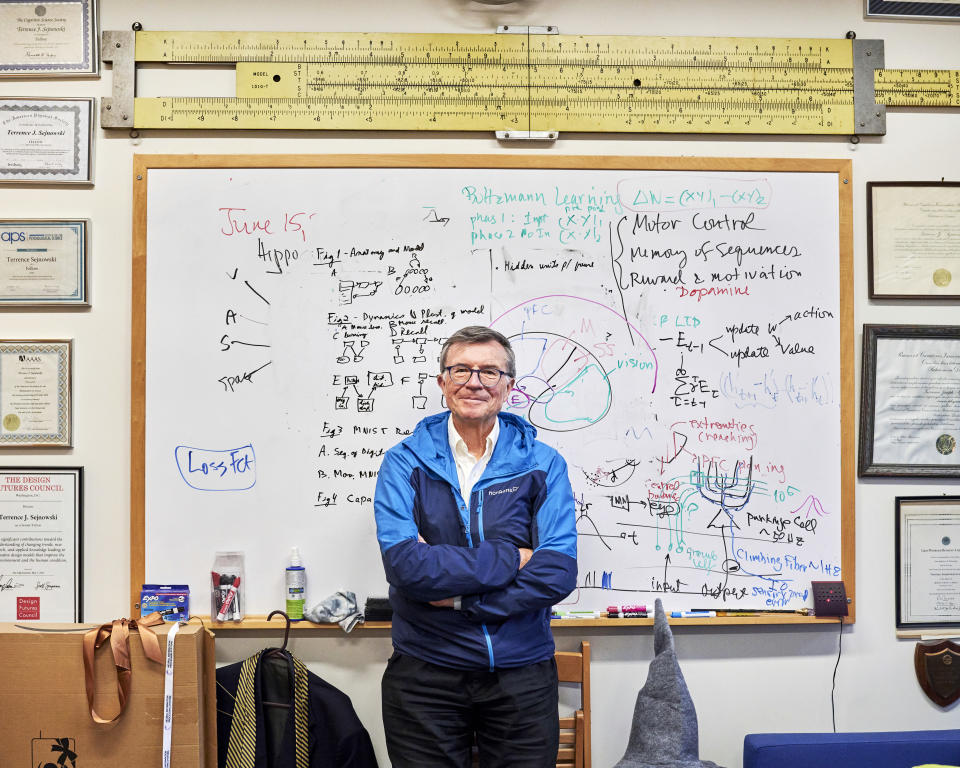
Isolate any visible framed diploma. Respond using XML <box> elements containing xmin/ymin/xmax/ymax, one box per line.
<box><xmin>0</xmin><ymin>219</ymin><xmax>88</xmax><ymax>306</ymax></box>
<box><xmin>0</xmin><ymin>466</ymin><xmax>82</xmax><ymax>621</ymax></box>
<box><xmin>0</xmin><ymin>340</ymin><xmax>72</xmax><ymax>448</ymax></box>
<box><xmin>866</xmin><ymin>0</ymin><xmax>960</xmax><ymax>19</ymax></box>
<box><xmin>868</xmin><ymin>182</ymin><xmax>960</xmax><ymax>299</ymax></box>
<box><xmin>0</xmin><ymin>98</ymin><xmax>94</xmax><ymax>184</ymax></box>
<box><xmin>897</xmin><ymin>496</ymin><xmax>960</xmax><ymax>628</ymax></box>
<box><xmin>0</xmin><ymin>0</ymin><xmax>99</xmax><ymax>76</ymax></box>
<box><xmin>860</xmin><ymin>325</ymin><xmax>960</xmax><ymax>477</ymax></box>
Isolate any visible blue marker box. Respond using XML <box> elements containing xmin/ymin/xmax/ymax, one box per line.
<box><xmin>139</xmin><ymin>584</ymin><xmax>190</xmax><ymax>621</ymax></box>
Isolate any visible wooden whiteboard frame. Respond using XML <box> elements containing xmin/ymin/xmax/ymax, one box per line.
<box><xmin>131</xmin><ymin>154</ymin><xmax>855</xmax><ymax>627</ymax></box>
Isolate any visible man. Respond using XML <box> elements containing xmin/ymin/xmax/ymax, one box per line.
<box><xmin>374</xmin><ymin>325</ymin><xmax>578</xmax><ymax>767</ymax></box>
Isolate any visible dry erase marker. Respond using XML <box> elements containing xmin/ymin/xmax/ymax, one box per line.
<box><xmin>671</xmin><ymin>610</ymin><xmax>716</xmax><ymax>618</ymax></box>
<box><xmin>216</xmin><ymin>576</ymin><xmax>241</xmax><ymax>621</ymax></box>
<box><xmin>561</xmin><ymin>610</ymin><xmax>602</xmax><ymax>618</ymax></box>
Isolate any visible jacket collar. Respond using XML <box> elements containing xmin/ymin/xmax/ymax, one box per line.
<box><xmin>402</xmin><ymin>411</ymin><xmax>537</xmax><ymax>483</ymax></box>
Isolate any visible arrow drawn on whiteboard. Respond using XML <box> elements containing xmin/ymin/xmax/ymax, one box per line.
<box><xmin>244</xmin><ymin>280</ymin><xmax>270</xmax><ymax>305</ymax></box>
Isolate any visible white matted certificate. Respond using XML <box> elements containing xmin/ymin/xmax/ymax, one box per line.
<box><xmin>0</xmin><ymin>340</ymin><xmax>72</xmax><ymax>447</ymax></box>
<box><xmin>0</xmin><ymin>467</ymin><xmax>82</xmax><ymax>622</ymax></box>
<box><xmin>868</xmin><ymin>183</ymin><xmax>960</xmax><ymax>299</ymax></box>
<box><xmin>0</xmin><ymin>0</ymin><xmax>98</xmax><ymax>76</ymax></box>
<box><xmin>0</xmin><ymin>219</ymin><xmax>88</xmax><ymax>306</ymax></box>
<box><xmin>897</xmin><ymin>497</ymin><xmax>960</xmax><ymax>628</ymax></box>
<box><xmin>860</xmin><ymin>326</ymin><xmax>960</xmax><ymax>477</ymax></box>
<box><xmin>0</xmin><ymin>98</ymin><xmax>94</xmax><ymax>184</ymax></box>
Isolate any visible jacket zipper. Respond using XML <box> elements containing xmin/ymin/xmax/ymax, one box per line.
<box><xmin>474</xmin><ymin>488</ymin><xmax>496</xmax><ymax>671</ymax></box>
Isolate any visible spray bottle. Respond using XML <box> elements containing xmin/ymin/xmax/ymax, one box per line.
<box><xmin>285</xmin><ymin>547</ymin><xmax>306</xmax><ymax>621</ymax></box>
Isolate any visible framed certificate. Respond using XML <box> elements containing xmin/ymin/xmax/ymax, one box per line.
<box><xmin>868</xmin><ymin>182</ymin><xmax>960</xmax><ymax>299</ymax></box>
<box><xmin>0</xmin><ymin>466</ymin><xmax>82</xmax><ymax>621</ymax></box>
<box><xmin>866</xmin><ymin>0</ymin><xmax>960</xmax><ymax>19</ymax></box>
<box><xmin>897</xmin><ymin>496</ymin><xmax>960</xmax><ymax>628</ymax></box>
<box><xmin>0</xmin><ymin>219</ymin><xmax>88</xmax><ymax>306</ymax></box>
<box><xmin>859</xmin><ymin>325</ymin><xmax>960</xmax><ymax>477</ymax></box>
<box><xmin>0</xmin><ymin>340</ymin><xmax>72</xmax><ymax>448</ymax></box>
<box><xmin>0</xmin><ymin>0</ymin><xmax>99</xmax><ymax>76</ymax></box>
<box><xmin>0</xmin><ymin>98</ymin><xmax>94</xmax><ymax>184</ymax></box>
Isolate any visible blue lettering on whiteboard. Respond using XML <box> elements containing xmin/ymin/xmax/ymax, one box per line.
<box><xmin>175</xmin><ymin>444</ymin><xmax>256</xmax><ymax>491</ymax></box>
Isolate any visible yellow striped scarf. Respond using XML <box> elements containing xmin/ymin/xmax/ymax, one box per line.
<box><xmin>225</xmin><ymin>651</ymin><xmax>310</xmax><ymax>768</ymax></box>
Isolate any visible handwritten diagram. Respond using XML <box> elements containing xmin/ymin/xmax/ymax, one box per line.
<box><xmin>143</xmin><ymin>164</ymin><xmax>845</xmax><ymax>614</ymax></box>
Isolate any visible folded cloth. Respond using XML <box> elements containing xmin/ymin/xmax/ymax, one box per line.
<box><xmin>304</xmin><ymin>591</ymin><xmax>363</xmax><ymax>632</ymax></box>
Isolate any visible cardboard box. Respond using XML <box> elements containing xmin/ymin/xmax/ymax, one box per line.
<box><xmin>0</xmin><ymin>621</ymin><xmax>215</xmax><ymax>767</ymax></box>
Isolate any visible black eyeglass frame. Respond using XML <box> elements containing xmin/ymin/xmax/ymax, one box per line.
<box><xmin>442</xmin><ymin>365</ymin><xmax>513</xmax><ymax>387</ymax></box>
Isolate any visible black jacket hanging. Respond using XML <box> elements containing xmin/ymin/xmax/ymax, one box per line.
<box><xmin>216</xmin><ymin>649</ymin><xmax>378</xmax><ymax>768</ymax></box>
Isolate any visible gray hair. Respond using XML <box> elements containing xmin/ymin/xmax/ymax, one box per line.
<box><xmin>439</xmin><ymin>326</ymin><xmax>516</xmax><ymax>377</ymax></box>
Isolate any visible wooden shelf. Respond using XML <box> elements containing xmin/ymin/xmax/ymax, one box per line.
<box><xmin>198</xmin><ymin>614</ymin><xmax>845</xmax><ymax>631</ymax></box>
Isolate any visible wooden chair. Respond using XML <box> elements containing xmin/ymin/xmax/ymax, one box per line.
<box><xmin>555</xmin><ymin>640</ymin><xmax>591</xmax><ymax>768</ymax></box>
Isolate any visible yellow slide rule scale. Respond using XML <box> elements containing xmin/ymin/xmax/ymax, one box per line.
<box><xmin>101</xmin><ymin>28</ymin><xmax>959</xmax><ymax>136</ymax></box>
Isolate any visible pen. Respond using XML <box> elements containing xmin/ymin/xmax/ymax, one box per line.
<box><xmin>671</xmin><ymin>611</ymin><xmax>716</xmax><ymax>618</ymax></box>
<box><xmin>559</xmin><ymin>610</ymin><xmax>602</xmax><ymax>619</ymax></box>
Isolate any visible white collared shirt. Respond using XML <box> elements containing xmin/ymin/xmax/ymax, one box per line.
<box><xmin>448</xmin><ymin>414</ymin><xmax>499</xmax><ymax>506</ymax></box>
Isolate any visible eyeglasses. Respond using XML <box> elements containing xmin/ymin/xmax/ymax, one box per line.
<box><xmin>443</xmin><ymin>365</ymin><xmax>512</xmax><ymax>387</ymax></box>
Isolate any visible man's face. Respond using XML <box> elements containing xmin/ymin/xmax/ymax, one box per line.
<box><xmin>437</xmin><ymin>340</ymin><xmax>514</xmax><ymax>428</ymax></box>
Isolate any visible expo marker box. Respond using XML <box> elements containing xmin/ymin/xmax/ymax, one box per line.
<box><xmin>139</xmin><ymin>584</ymin><xmax>190</xmax><ymax>621</ymax></box>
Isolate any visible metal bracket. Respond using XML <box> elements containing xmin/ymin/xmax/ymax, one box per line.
<box><xmin>496</xmin><ymin>25</ymin><xmax>559</xmax><ymax>35</ymax></box>
<box><xmin>101</xmin><ymin>30</ymin><xmax>136</xmax><ymax>128</ymax></box>
<box><xmin>852</xmin><ymin>38</ymin><xmax>885</xmax><ymax>136</ymax></box>
<box><xmin>496</xmin><ymin>130</ymin><xmax>559</xmax><ymax>141</ymax></box>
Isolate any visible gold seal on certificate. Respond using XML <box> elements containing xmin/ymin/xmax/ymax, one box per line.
<box><xmin>0</xmin><ymin>98</ymin><xmax>94</xmax><ymax>184</ymax></box>
<box><xmin>915</xmin><ymin>640</ymin><xmax>960</xmax><ymax>707</ymax></box>
<box><xmin>0</xmin><ymin>220</ymin><xmax>88</xmax><ymax>306</ymax></box>
<box><xmin>0</xmin><ymin>340</ymin><xmax>72</xmax><ymax>447</ymax></box>
<box><xmin>933</xmin><ymin>268</ymin><xmax>953</xmax><ymax>288</ymax></box>
<box><xmin>0</xmin><ymin>0</ymin><xmax>98</xmax><ymax>77</ymax></box>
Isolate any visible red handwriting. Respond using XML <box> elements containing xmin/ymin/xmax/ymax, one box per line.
<box><xmin>220</xmin><ymin>208</ymin><xmax>273</xmax><ymax>237</ymax></box>
<box><xmin>219</xmin><ymin>208</ymin><xmax>316</xmax><ymax>242</ymax></box>
<box><xmin>284</xmin><ymin>211</ymin><xmax>317</xmax><ymax>243</ymax></box>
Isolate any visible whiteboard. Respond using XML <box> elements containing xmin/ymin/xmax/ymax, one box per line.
<box><xmin>134</xmin><ymin>155</ymin><xmax>854</xmax><ymax>620</ymax></box>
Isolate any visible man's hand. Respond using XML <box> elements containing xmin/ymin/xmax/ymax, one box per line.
<box><xmin>518</xmin><ymin>547</ymin><xmax>533</xmax><ymax>569</ymax></box>
<box><xmin>429</xmin><ymin>597</ymin><xmax>456</xmax><ymax>608</ymax></box>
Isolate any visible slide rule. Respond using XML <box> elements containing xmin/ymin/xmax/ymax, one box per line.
<box><xmin>101</xmin><ymin>29</ymin><xmax>960</xmax><ymax>136</ymax></box>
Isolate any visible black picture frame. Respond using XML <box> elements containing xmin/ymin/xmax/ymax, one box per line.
<box><xmin>0</xmin><ymin>466</ymin><xmax>82</xmax><ymax>621</ymax></box>
<box><xmin>859</xmin><ymin>324</ymin><xmax>960</xmax><ymax>477</ymax></box>
<box><xmin>866</xmin><ymin>0</ymin><xmax>960</xmax><ymax>19</ymax></box>
<box><xmin>896</xmin><ymin>496</ymin><xmax>960</xmax><ymax>629</ymax></box>
<box><xmin>867</xmin><ymin>182</ymin><xmax>960</xmax><ymax>300</ymax></box>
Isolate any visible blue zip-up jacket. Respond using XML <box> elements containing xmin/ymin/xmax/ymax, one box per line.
<box><xmin>374</xmin><ymin>410</ymin><xmax>577</xmax><ymax>670</ymax></box>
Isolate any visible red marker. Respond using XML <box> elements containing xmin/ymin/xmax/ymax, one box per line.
<box><xmin>216</xmin><ymin>576</ymin><xmax>241</xmax><ymax>621</ymax></box>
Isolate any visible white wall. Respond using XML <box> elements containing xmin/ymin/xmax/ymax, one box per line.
<box><xmin>3</xmin><ymin>1</ymin><xmax>959</xmax><ymax>766</ymax></box>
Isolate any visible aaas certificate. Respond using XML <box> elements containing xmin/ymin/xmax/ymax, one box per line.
<box><xmin>0</xmin><ymin>220</ymin><xmax>88</xmax><ymax>305</ymax></box>
<box><xmin>0</xmin><ymin>340</ymin><xmax>72</xmax><ymax>447</ymax></box>
<box><xmin>0</xmin><ymin>0</ymin><xmax>98</xmax><ymax>76</ymax></box>
<box><xmin>0</xmin><ymin>98</ymin><xmax>94</xmax><ymax>183</ymax></box>
<box><xmin>0</xmin><ymin>468</ymin><xmax>82</xmax><ymax>621</ymax></box>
